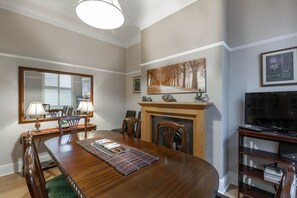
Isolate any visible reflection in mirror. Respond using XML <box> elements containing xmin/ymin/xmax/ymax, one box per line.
<box><xmin>19</xmin><ymin>67</ymin><xmax>93</xmax><ymax>123</ymax></box>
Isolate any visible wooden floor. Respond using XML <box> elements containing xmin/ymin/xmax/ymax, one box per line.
<box><xmin>0</xmin><ymin>168</ymin><xmax>61</xmax><ymax>198</ymax></box>
<box><xmin>0</xmin><ymin>168</ymin><xmax>238</xmax><ymax>198</ymax></box>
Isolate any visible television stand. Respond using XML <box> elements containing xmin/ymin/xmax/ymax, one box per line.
<box><xmin>238</xmin><ymin>127</ymin><xmax>297</xmax><ymax>198</ymax></box>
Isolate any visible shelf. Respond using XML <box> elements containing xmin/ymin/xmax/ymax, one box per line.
<box><xmin>239</xmin><ymin>164</ymin><xmax>280</xmax><ymax>185</ymax></box>
<box><xmin>238</xmin><ymin>128</ymin><xmax>297</xmax><ymax>198</ymax></box>
<box><xmin>239</xmin><ymin>164</ymin><xmax>263</xmax><ymax>181</ymax></box>
<box><xmin>239</xmin><ymin>182</ymin><xmax>274</xmax><ymax>198</ymax></box>
<box><xmin>239</xmin><ymin>128</ymin><xmax>297</xmax><ymax>143</ymax></box>
<box><xmin>240</xmin><ymin>147</ymin><xmax>297</xmax><ymax>167</ymax></box>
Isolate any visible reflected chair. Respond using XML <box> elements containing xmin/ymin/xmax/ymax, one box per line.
<box><xmin>62</xmin><ymin>106</ymin><xmax>68</xmax><ymax>116</ymax></box>
<box><xmin>58</xmin><ymin>116</ymin><xmax>84</xmax><ymax>136</ymax></box>
<box><xmin>24</xmin><ymin>131</ymin><xmax>76</xmax><ymax>198</ymax></box>
<box><xmin>122</xmin><ymin>117</ymin><xmax>141</xmax><ymax>138</ymax></box>
<box><xmin>67</xmin><ymin>106</ymin><xmax>74</xmax><ymax>116</ymax></box>
<box><xmin>155</xmin><ymin>121</ymin><xmax>187</xmax><ymax>152</ymax></box>
<box><xmin>275</xmin><ymin>164</ymin><xmax>296</xmax><ymax>198</ymax></box>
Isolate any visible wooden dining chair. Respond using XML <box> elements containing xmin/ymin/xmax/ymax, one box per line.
<box><xmin>24</xmin><ymin>131</ymin><xmax>77</xmax><ymax>198</ymax></box>
<box><xmin>111</xmin><ymin>110</ymin><xmax>137</xmax><ymax>133</ymax></box>
<box><xmin>58</xmin><ymin>116</ymin><xmax>83</xmax><ymax>136</ymax></box>
<box><xmin>275</xmin><ymin>164</ymin><xmax>296</xmax><ymax>198</ymax></box>
<box><xmin>155</xmin><ymin>121</ymin><xmax>187</xmax><ymax>152</ymax></box>
<box><xmin>121</xmin><ymin>117</ymin><xmax>141</xmax><ymax>138</ymax></box>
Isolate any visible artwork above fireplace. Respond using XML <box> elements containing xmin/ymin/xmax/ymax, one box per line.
<box><xmin>147</xmin><ymin>58</ymin><xmax>206</xmax><ymax>94</ymax></box>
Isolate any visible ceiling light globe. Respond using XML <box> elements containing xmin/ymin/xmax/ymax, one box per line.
<box><xmin>76</xmin><ymin>0</ymin><xmax>124</xmax><ymax>30</ymax></box>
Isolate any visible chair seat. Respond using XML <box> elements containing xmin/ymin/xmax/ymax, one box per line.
<box><xmin>46</xmin><ymin>175</ymin><xmax>76</xmax><ymax>198</ymax></box>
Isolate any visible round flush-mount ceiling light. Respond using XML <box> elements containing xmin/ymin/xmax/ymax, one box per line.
<box><xmin>76</xmin><ymin>0</ymin><xmax>124</xmax><ymax>30</ymax></box>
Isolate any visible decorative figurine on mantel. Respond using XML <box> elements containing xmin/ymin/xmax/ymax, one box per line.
<box><xmin>162</xmin><ymin>94</ymin><xmax>177</xmax><ymax>102</ymax></box>
<box><xmin>194</xmin><ymin>89</ymin><xmax>209</xmax><ymax>102</ymax></box>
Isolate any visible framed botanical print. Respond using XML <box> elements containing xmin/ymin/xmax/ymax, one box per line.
<box><xmin>261</xmin><ymin>47</ymin><xmax>297</xmax><ymax>86</ymax></box>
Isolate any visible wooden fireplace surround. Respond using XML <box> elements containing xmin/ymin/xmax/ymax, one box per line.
<box><xmin>139</xmin><ymin>102</ymin><xmax>212</xmax><ymax>159</ymax></box>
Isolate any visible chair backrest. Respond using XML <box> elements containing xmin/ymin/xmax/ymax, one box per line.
<box><xmin>137</xmin><ymin>111</ymin><xmax>141</xmax><ymax>120</ymax></box>
<box><xmin>24</xmin><ymin>131</ymin><xmax>48</xmax><ymax>198</ymax></box>
<box><xmin>275</xmin><ymin>164</ymin><xmax>296</xmax><ymax>198</ymax></box>
<box><xmin>155</xmin><ymin>121</ymin><xmax>187</xmax><ymax>152</ymax></box>
<box><xmin>58</xmin><ymin>116</ymin><xmax>81</xmax><ymax>136</ymax></box>
<box><xmin>125</xmin><ymin>110</ymin><xmax>136</xmax><ymax>118</ymax></box>
<box><xmin>67</xmin><ymin>106</ymin><xmax>74</xmax><ymax>116</ymax></box>
<box><xmin>62</xmin><ymin>106</ymin><xmax>68</xmax><ymax>116</ymax></box>
<box><xmin>122</xmin><ymin>117</ymin><xmax>141</xmax><ymax>138</ymax></box>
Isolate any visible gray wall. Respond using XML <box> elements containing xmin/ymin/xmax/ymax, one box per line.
<box><xmin>0</xmin><ymin>9</ymin><xmax>126</xmax><ymax>175</ymax></box>
<box><xmin>140</xmin><ymin>0</ymin><xmax>229</xmax><ymax>183</ymax></box>
<box><xmin>228</xmin><ymin>0</ymin><xmax>297</xmax><ymax>185</ymax></box>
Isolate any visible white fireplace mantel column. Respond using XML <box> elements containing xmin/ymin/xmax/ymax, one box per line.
<box><xmin>139</xmin><ymin>102</ymin><xmax>212</xmax><ymax>159</ymax></box>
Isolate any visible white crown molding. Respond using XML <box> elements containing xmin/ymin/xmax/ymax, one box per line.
<box><xmin>124</xmin><ymin>33</ymin><xmax>141</xmax><ymax>48</ymax></box>
<box><xmin>140</xmin><ymin>41</ymin><xmax>230</xmax><ymax>67</ymax></box>
<box><xmin>126</xmin><ymin>70</ymin><xmax>141</xmax><ymax>76</ymax></box>
<box><xmin>230</xmin><ymin>32</ymin><xmax>297</xmax><ymax>51</ymax></box>
<box><xmin>0</xmin><ymin>52</ymin><xmax>126</xmax><ymax>75</ymax></box>
<box><xmin>135</xmin><ymin>0</ymin><xmax>198</xmax><ymax>30</ymax></box>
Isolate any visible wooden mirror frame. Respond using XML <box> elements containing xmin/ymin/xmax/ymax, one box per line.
<box><xmin>19</xmin><ymin>66</ymin><xmax>94</xmax><ymax>124</ymax></box>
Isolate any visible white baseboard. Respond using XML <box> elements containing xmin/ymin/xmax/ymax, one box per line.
<box><xmin>0</xmin><ymin>154</ymin><xmax>51</xmax><ymax>177</ymax></box>
<box><xmin>218</xmin><ymin>172</ymin><xmax>229</xmax><ymax>194</ymax></box>
<box><xmin>218</xmin><ymin>171</ymin><xmax>238</xmax><ymax>194</ymax></box>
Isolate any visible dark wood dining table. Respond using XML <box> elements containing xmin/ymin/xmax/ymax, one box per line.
<box><xmin>44</xmin><ymin>130</ymin><xmax>219</xmax><ymax>198</ymax></box>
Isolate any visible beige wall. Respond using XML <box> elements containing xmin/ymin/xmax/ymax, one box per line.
<box><xmin>0</xmin><ymin>9</ymin><xmax>126</xmax><ymax>175</ymax></box>
<box><xmin>125</xmin><ymin>43</ymin><xmax>142</xmax><ymax>115</ymax></box>
<box><xmin>126</xmin><ymin>43</ymin><xmax>141</xmax><ymax>73</ymax></box>
<box><xmin>0</xmin><ymin>8</ymin><xmax>126</xmax><ymax>73</ymax></box>
<box><xmin>229</xmin><ymin>0</ymin><xmax>297</xmax><ymax>47</ymax></box>
<box><xmin>141</xmin><ymin>0</ymin><xmax>226</xmax><ymax>64</ymax></box>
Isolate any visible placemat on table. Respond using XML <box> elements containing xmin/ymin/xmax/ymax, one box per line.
<box><xmin>76</xmin><ymin>138</ymin><xmax>159</xmax><ymax>176</ymax></box>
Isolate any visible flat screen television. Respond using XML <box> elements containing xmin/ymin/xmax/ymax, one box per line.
<box><xmin>245</xmin><ymin>91</ymin><xmax>297</xmax><ymax>134</ymax></box>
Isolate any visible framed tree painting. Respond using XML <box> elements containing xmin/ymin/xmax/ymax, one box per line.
<box><xmin>133</xmin><ymin>76</ymin><xmax>141</xmax><ymax>93</ymax></box>
<box><xmin>261</xmin><ymin>47</ymin><xmax>297</xmax><ymax>86</ymax></box>
<box><xmin>147</xmin><ymin>58</ymin><xmax>206</xmax><ymax>94</ymax></box>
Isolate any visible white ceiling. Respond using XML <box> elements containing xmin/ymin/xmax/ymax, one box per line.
<box><xmin>0</xmin><ymin>0</ymin><xmax>197</xmax><ymax>48</ymax></box>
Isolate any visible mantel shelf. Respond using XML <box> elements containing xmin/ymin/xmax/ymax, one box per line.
<box><xmin>138</xmin><ymin>102</ymin><xmax>213</xmax><ymax>110</ymax></box>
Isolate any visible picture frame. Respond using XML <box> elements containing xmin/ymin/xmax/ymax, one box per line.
<box><xmin>261</xmin><ymin>47</ymin><xmax>297</xmax><ymax>86</ymax></box>
<box><xmin>133</xmin><ymin>76</ymin><xmax>141</xmax><ymax>93</ymax></box>
<box><xmin>147</xmin><ymin>58</ymin><xmax>206</xmax><ymax>94</ymax></box>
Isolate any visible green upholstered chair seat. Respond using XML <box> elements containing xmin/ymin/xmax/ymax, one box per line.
<box><xmin>46</xmin><ymin>175</ymin><xmax>77</xmax><ymax>198</ymax></box>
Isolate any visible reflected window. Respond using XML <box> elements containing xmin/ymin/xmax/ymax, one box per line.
<box><xmin>43</xmin><ymin>73</ymin><xmax>72</xmax><ymax>107</ymax></box>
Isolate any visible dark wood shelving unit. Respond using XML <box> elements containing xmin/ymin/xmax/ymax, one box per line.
<box><xmin>238</xmin><ymin>128</ymin><xmax>297</xmax><ymax>197</ymax></box>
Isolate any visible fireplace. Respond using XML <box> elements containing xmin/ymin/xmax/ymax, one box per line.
<box><xmin>152</xmin><ymin>116</ymin><xmax>193</xmax><ymax>154</ymax></box>
<box><xmin>139</xmin><ymin>102</ymin><xmax>212</xmax><ymax>159</ymax></box>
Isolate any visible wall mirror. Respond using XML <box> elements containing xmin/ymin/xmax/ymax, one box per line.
<box><xmin>19</xmin><ymin>66</ymin><xmax>93</xmax><ymax>123</ymax></box>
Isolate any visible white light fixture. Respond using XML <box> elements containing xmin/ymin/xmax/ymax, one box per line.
<box><xmin>26</xmin><ymin>102</ymin><xmax>48</xmax><ymax>132</ymax></box>
<box><xmin>77</xmin><ymin>100</ymin><xmax>95</xmax><ymax>123</ymax></box>
<box><xmin>76</xmin><ymin>0</ymin><xmax>124</xmax><ymax>30</ymax></box>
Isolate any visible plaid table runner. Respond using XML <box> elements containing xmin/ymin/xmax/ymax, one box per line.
<box><xmin>76</xmin><ymin>138</ymin><xmax>159</xmax><ymax>176</ymax></box>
